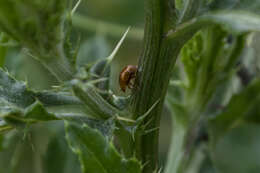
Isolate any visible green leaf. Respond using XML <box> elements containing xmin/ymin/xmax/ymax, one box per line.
<box><xmin>0</xmin><ymin>99</ymin><xmax>106</xmax><ymax>133</ymax></box>
<box><xmin>0</xmin><ymin>68</ymin><xmax>105</xmax><ymax>133</ymax></box>
<box><xmin>43</xmin><ymin>136</ymin><xmax>69</xmax><ymax>173</ymax></box>
<box><xmin>65</xmin><ymin>121</ymin><xmax>142</xmax><ymax>173</ymax></box>
<box><xmin>0</xmin><ymin>66</ymin><xmax>117</xmax><ymax>134</ymax></box>
<box><xmin>0</xmin><ymin>0</ymin><xmax>75</xmax><ymax>81</ymax></box>
<box><xmin>0</xmin><ymin>0</ymin><xmax>66</xmax><ymax>56</ymax></box>
<box><xmin>1</xmin><ymin>102</ymin><xmax>57</xmax><ymax>127</ymax></box>
<box><xmin>209</xmin><ymin>0</ymin><xmax>239</xmax><ymax>10</ymax></box>
<box><xmin>210</xmin><ymin>79</ymin><xmax>260</xmax><ymax>143</ymax></box>
<box><xmin>169</xmin><ymin>11</ymin><xmax>260</xmax><ymax>41</ymax></box>
<box><xmin>72</xmin><ymin>82</ymin><xmax>120</xmax><ymax>119</ymax></box>
<box><xmin>198</xmin><ymin>11</ymin><xmax>260</xmax><ymax>34</ymax></box>
<box><xmin>0</xmin><ymin>68</ymin><xmax>82</xmax><ymax>108</ymax></box>
<box><xmin>23</xmin><ymin>102</ymin><xmax>59</xmax><ymax>121</ymax></box>
<box><xmin>212</xmin><ymin>123</ymin><xmax>260</xmax><ymax>173</ymax></box>
<box><xmin>210</xmin><ymin>0</ymin><xmax>260</xmax><ymax>14</ymax></box>
<box><xmin>169</xmin><ymin>1</ymin><xmax>260</xmax><ymax>41</ymax></box>
<box><xmin>43</xmin><ymin>133</ymin><xmax>81</xmax><ymax>173</ymax></box>
<box><xmin>176</xmin><ymin>0</ymin><xmax>206</xmax><ymax>24</ymax></box>
<box><xmin>89</xmin><ymin>59</ymin><xmax>111</xmax><ymax>93</ymax></box>
<box><xmin>35</xmin><ymin>91</ymin><xmax>82</xmax><ymax>107</ymax></box>
<box><xmin>178</xmin><ymin>27</ymin><xmax>245</xmax><ymax>117</ymax></box>
<box><xmin>0</xmin><ymin>68</ymin><xmax>35</xmax><ymax>108</ymax></box>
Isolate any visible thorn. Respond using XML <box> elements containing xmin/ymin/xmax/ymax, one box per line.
<box><xmin>142</xmin><ymin>160</ymin><xmax>150</xmax><ymax>169</ymax></box>
<box><xmin>143</xmin><ymin>127</ymin><xmax>160</xmax><ymax>135</ymax></box>
<box><xmin>131</xmin><ymin>131</ymin><xmax>135</xmax><ymax>142</ymax></box>
<box><xmin>107</xmin><ymin>27</ymin><xmax>130</xmax><ymax>63</ymax></box>
<box><xmin>130</xmin><ymin>126</ymin><xmax>138</xmax><ymax>142</ymax></box>
<box><xmin>23</xmin><ymin>49</ymin><xmax>38</xmax><ymax>59</ymax></box>
<box><xmin>142</xmin><ymin>116</ymin><xmax>155</xmax><ymax>129</ymax></box>
<box><xmin>136</xmin><ymin>99</ymin><xmax>160</xmax><ymax>124</ymax></box>
<box><xmin>52</xmin><ymin>85</ymin><xmax>61</xmax><ymax>89</ymax></box>
<box><xmin>116</xmin><ymin>115</ymin><xmax>136</xmax><ymax>123</ymax></box>
<box><xmin>24</xmin><ymin>76</ymin><xmax>29</xmax><ymax>85</ymax></box>
<box><xmin>71</xmin><ymin>0</ymin><xmax>82</xmax><ymax>16</ymax></box>
<box><xmin>157</xmin><ymin>167</ymin><xmax>163</xmax><ymax>173</ymax></box>
<box><xmin>87</xmin><ymin>77</ymin><xmax>108</xmax><ymax>85</ymax></box>
<box><xmin>169</xmin><ymin>80</ymin><xmax>183</xmax><ymax>86</ymax></box>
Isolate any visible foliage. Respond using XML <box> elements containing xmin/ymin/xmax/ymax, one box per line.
<box><xmin>0</xmin><ymin>0</ymin><xmax>259</xmax><ymax>173</ymax></box>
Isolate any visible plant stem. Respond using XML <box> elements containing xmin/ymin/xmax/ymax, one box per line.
<box><xmin>130</xmin><ymin>0</ymin><xmax>186</xmax><ymax>172</ymax></box>
<box><xmin>164</xmin><ymin>119</ymin><xmax>188</xmax><ymax>173</ymax></box>
<box><xmin>131</xmin><ymin>0</ymin><xmax>164</xmax><ymax>171</ymax></box>
<box><xmin>131</xmin><ymin>0</ymin><xmax>200</xmax><ymax>171</ymax></box>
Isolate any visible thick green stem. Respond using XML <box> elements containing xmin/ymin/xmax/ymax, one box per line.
<box><xmin>130</xmin><ymin>0</ymin><xmax>199</xmax><ymax>172</ymax></box>
<box><xmin>130</xmin><ymin>0</ymin><xmax>185</xmax><ymax>172</ymax></box>
<box><xmin>130</xmin><ymin>0</ymin><xmax>164</xmax><ymax>171</ymax></box>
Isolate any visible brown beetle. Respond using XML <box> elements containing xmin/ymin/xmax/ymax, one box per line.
<box><xmin>119</xmin><ymin>65</ymin><xmax>137</xmax><ymax>92</ymax></box>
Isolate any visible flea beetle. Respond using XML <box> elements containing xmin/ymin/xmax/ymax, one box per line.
<box><xmin>119</xmin><ymin>65</ymin><xmax>137</xmax><ymax>92</ymax></box>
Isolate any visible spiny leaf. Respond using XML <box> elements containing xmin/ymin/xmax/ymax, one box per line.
<box><xmin>0</xmin><ymin>100</ymin><xmax>109</xmax><ymax>134</ymax></box>
<box><xmin>0</xmin><ymin>68</ymin><xmax>35</xmax><ymax>108</ymax></box>
<box><xmin>0</xmin><ymin>68</ymin><xmax>82</xmax><ymax>108</ymax></box>
<box><xmin>209</xmin><ymin>0</ymin><xmax>260</xmax><ymax>14</ymax></box>
<box><xmin>0</xmin><ymin>0</ymin><xmax>75</xmax><ymax>81</ymax></box>
<box><xmin>72</xmin><ymin>81</ymin><xmax>120</xmax><ymax>119</ymax></box>
<box><xmin>0</xmin><ymin>0</ymin><xmax>66</xmax><ymax>56</ymax></box>
<box><xmin>23</xmin><ymin>102</ymin><xmax>59</xmax><ymax>121</ymax></box>
<box><xmin>168</xmin><ymin>2</ymin><xmax>260</xmax><ymax>40</ymax></box>
<box><xmin>35</xmin><ymin>91</ymin><xmax>82</xmax><ymax>107</ymax></box>
<box><xmin>65</xmin><ymin>121</ymin><xmax>142</xmax><ymax>173</ymax></box>
<box><xmin>198</xmin><ymin>11</ymin><xmax>260</xmax><ymax>34</ymax></box>
<box><xmin>0</xmin><ymin>69</ymin><xmax>107</xmax><ymax>132</ymax></box>
<box><xmin>1</xmin><ymin>102</ymin><xmax>57</xmax><ymax>127</ymax></box>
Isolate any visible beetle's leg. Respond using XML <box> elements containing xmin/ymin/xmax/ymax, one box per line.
<box><xmin>128</xmin><ymin>73</ymin><xmax>136</xmax><ymax>89</ymax></box>
<box><xmin>129</xmin><ymin>82</ymin><xmax>134</xmax><ymax>89</ymax></box>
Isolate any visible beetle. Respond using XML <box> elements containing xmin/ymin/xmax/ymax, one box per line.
<box><xmin>119</xmin><ymin>65</ymin><xmax>138</xmax><ymax>92</ymax></box>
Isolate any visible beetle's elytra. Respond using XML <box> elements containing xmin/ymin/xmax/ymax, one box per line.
<box><xmin>119</xmin><ymin>65</ymin><xmax>137</xmax><ymax>92</ymax></box>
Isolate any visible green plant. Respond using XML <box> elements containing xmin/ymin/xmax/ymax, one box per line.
<box><xmin>0</xmin><ymin>0</ymin><xmax>260</xmax><ymax>173</ymax></box>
